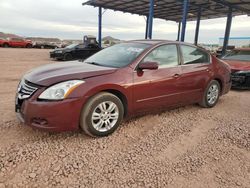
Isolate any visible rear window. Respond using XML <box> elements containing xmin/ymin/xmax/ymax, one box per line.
<box><xmin>181</xmin><ymin>45</ymin><xmax>210</xmax><ymax>65</ymax></box>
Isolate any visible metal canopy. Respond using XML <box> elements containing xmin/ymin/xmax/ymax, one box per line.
<box><xmin>82</xmin><ymin>0</ymin><xmax>250</xmax><ymax>22</ymax></box>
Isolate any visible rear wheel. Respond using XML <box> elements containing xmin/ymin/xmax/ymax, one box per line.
<box><xmin>63</xmin><ymin>53</ymin><xmax>73</xmax><ymax>61</ymax></box>
<box><xmin>199</xmin><ymin>80</ymin><xmax>221</xmax><ymax>108</ymax></box>
<box><xmin>80</xmin><ymin>92</ymin><xmax>124</xmax><ymax>137</ymax></box>
<box><xmin>3</xmin><ymin>43</ymin><xmax>9</xmax><ymax>48</ymax></box>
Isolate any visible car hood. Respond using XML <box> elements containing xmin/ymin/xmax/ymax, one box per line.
<box><xmin>51</xmin><ymin>48</ymin><xmax>67</xmax><ymax>52</ymax></box>
<box><xmin>223</xmin><ymin>60</ymin><xmax>250</xmax><ymax>72</ymax></box>
<box><xmin>24</xmin><ymin>61</ymin><xmax>117</xmax><ymax>86</ymax></box>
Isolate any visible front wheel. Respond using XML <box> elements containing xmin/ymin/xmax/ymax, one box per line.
<box><xmin>63</xmin><ymin>53</ymin><xmax>73</xmax><ymax>61</ymax></box>
<box><xmin>199</xmin><ymin>80</ymin><xmax>221</xmax><ymax>108</ymax></box>
<box><xmin>80</xmin><ymin>92</ymin><xmax>124</xmax><ymax>137</ymax></box>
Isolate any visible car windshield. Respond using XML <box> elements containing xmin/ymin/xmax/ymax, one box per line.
<box><xmin>65</xmin><ymin>44</ymin><xmax>79</xmax><ymax>49</ymax></box>
<box><xmin>83</xmin><ymin>42</ymin><xmax>150</xmax><ymax>68</ymax></box>
<box><xmin>222</xmin><ymin>50</ymin><xmax>250</xmax><ymax>62</ymax></box>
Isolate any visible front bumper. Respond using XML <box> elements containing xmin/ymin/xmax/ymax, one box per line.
<box><xmin>16</xmin><ymin>94</ymin><xmax>85</xmax><ymax>132</ymax></box>
<box><xmin>50</xmin><ymin>52</ymin><xmax>64</xmax><ymax>59</ymax></box>
<box><xmin>231</xmin><ymin>73</ymin><xmax>250</xmax><ymax>89</ymax></box>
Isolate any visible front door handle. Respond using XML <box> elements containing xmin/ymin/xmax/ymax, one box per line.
<box><xmin>173</xmin><ymin>74</ymin><xmax>180</xmax><ymax>78</ymax></box>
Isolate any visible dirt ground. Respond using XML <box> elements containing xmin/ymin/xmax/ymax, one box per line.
<box><xmin>0</xmin><ymin>48</ymin><xmax>249</xmax><ymax>188</ymax></box>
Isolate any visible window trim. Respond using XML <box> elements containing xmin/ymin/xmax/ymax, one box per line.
<box><xmin>135</xmin><ymin>43</ymin><xmax>181</xmax><ymax>71</ymax></box>
<box><xmin>179</xmin><ymin>44</ymin><xmax>211</xmax><ymax>66</ymax></box>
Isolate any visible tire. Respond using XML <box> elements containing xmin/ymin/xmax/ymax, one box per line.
<box><xmin>63</xmin><ymin>53</ymin><xmax>73</xmax><ymax>61</ymax></box>
<box><xmin>199</xmin><ymin>80</ymin><xmax>221</xmax><ymax>108</ymax></box>
<box><xmin>26</xmin><ymin>44</ymin><xmax>32</xmax><ymax>48</ymax></box>
<box><xmin>3</xmin><ymin>43</ymin><xmax>9</xmax><ymax>48</ymax></box>
<box><xmin>80</xmin><ymin>92</ymin><xmax>124</xmax><ymax>137</ymax></box>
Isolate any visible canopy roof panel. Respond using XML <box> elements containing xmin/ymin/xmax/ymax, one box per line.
<box><xmin>82</xmin><ymin>0</ymin><xmax>250</xmax><ymax>22</ymax></box>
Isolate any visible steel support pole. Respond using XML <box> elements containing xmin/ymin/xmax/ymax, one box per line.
<box><xmin>177</xmin><ymin>22</ymin><xmax>181</xmax><ymax>41</ymax></box>
<box><xmin>222</xmin><ymin>7</ymin><xmax>233</xmax><ymax>56</ymax></box>
<box><xmin>181</xmin><ymin>0</ymin><xmax>189</xmax><ymax>42</ymax></box>
<box><xmin>145</xmin><ymin>16</ymin><xmax>149</xmax><ymax>39</ymax></box>
<box><xmin>194</xmin><ymin>7</ymin><xmax>201</xmax><ymax>45</ymax></box>
<box><xmin>98</xmin><ymin>7</ymin><xmax>102</xmax><ymax>48</ymax></box>
<box><xmin>148</xmin><ymin>0</ymin><xmax>154</xmax><ymax>39</ymax></box>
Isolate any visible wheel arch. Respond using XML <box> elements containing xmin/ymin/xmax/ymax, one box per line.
<box><xmin>213</xmin><ymin>77</ymin><xmax>223</xmax><ymax>95</ymax></box>
<box><xmin>3</xmin><ymin>42</ymin><xmax>9</xmax><ymax>46</ymax></box>
<box><xmin>101</xmin><ymin>89</ymin><xmax>128</xmax><ymax>117</ymax></box>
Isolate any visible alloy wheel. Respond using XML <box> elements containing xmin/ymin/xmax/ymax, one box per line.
<box><xmin>91</xmin><ymin>101</ymin><xmax>119</xmax><ymax>132</ymax></box>
<box><xmin>207</xmin><ymin>84</ymin><xmax>219</xmax><ymax>105</ymax></box>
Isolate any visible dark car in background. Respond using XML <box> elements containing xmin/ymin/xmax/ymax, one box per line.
<box><xmin>33</xmin><ymin>42</ymin><xmax>59</xmax><ymax>49</ymax></box>
<box><xmin>50</xmin><ymin>43</ymin><xmax>101</xmax><ymax>61</ymax></box>
<box><xmin>16</xmin><ymin>40</ymin><xmax>231</xmax><ymax>137</ymax></box>
<box><xmin>222</xmin><ymin>48</ymin><xmax>250</xmax><ymax>89</ymax></box>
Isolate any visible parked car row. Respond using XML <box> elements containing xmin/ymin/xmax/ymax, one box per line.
<box><xmin>33</xmin><ymin>41</ymin><xmax>59</xmax><ymax>49</ymax></box>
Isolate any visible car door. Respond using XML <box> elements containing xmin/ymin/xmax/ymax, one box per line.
<box><xmin>178</xmin><ymin>44</ymin><xmax>213</xmax><ymax>104</ymax></box>
<box><xmin>19</xmin><ymin>39</ymin><xmax>26</xmax><ymax>47</ymax></box>
<box><xmin>74</xmin><ymin>44</ymin><xmax>87</xmax><ymax>59</ymax></box>
<box><xmin>88</xmin><ymin>44</ymin><xmax>100</xmax><ymax>56</ymax></box>
<box><xmin>15</xmin><ymin>38</ymin><xmax>23</xmax><ymax>47</ymax></box>
<box><xmin>133</xmin><ymin>44</ymin><xmax>183</xmax><ymax>113</ymax></box>
<box><xmin>10</xmin><ymin>38</ymin><xmax>19</xmax><ymax>47</ymax></box>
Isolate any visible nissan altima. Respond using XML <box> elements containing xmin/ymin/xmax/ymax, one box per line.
<box><xmin>16</xmin><ymin>40</ymin><xmax>231</xmax><ymax>137</ymax></box>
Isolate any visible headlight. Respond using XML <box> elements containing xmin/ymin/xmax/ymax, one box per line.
<box><xmin>237</xmin><ymin>70</ymin><xmax>250</xmax><ymax>74</ymax></box>
<box><xmin>38</xmin><ymin>80</ymin><xmax>85</xmax><ymax>100</ymax></box>
<box><xmin>55</xmin><ymin>50</ymin><xmax>63</xmax><ymax>53</ymax></box>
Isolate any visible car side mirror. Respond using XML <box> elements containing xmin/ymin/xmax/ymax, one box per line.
<box><xmin>138</xmin><ymin>62</ymin><xmax>159</xmax><ymax>70</ymax></box>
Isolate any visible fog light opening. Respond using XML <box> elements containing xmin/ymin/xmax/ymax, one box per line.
<box><xmin>32</xmin><ymin>117</ymin><xmax>48</xmax><ymax>126</ymax></box>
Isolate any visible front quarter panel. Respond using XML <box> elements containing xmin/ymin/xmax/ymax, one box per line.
<box><xmin>68</xmin><ymin>67</ymin><xmax>134</xmax><ymax>115</ymax></box>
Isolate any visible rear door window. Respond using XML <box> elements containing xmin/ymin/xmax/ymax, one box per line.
<box><xmin>181</xmin><ymin>45</ymin><xmax>210</xmax><ymax>65</ymax></box>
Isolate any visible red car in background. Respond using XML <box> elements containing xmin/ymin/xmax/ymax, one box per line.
<box><xmin>0</xmin><ymin>37</ymin><xmax>32</xmax><ymax>48</ymax></box>
<box><xmin>222</xmin><ymin>48</ymin><xmax>250</xmax><ymax>89</ymax></box>
<box><xmin>15</xmin><ymin>40</ymin><xmax>231</xmax><ymax>137</ymax></box>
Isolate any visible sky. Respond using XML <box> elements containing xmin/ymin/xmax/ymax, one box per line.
<box><xmin>0</xmin><ymin>0</ymin><xmax>250</xmax><ymax>44</ymax></box>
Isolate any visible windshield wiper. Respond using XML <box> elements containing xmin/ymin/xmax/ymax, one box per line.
<box><xmin>85</xmin><ymin>61</ymin><xmax>103</xmax><ymax>66</ymax></box>
<box><xmin>84</xmin><ymin>61</ymin><xmax>118</xmax><ymax>68</ymax></box>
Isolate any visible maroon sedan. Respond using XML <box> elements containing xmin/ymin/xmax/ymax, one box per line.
<box><xmin>222</xmin><ymin>48</ymin><xmax>250</xmax><ymax>89</ymax></box>
<box><xmin>16</xmin><ymin>40</ymin><xmax>231</xmax><ymax>137</ymax></box>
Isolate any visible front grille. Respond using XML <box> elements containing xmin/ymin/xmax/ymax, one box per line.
<box><xmin>231</xmin><ymin>72</ymin><xmax>250</xmax><ymax>88</ymax></box>
<box><xmin>231</xmin><ymin>75</ymin><xmax>245</xmax><ymax>83</ymax></box>
<box><xmin>17</xmin><ymin>80</ymin><xmax>38</xmax><ymax>99</ymax></box>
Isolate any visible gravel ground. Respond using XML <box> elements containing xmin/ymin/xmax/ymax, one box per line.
<box><xmin>0</xmin><ymin>48</ymin><xmax>249</xmax><ymax>188</ymax></box>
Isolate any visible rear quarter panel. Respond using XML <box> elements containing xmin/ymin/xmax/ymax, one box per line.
<box><xmin>211</xmin><ymin>56</ymin><xmax>231</xmax><ymax>94</ymax></box>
